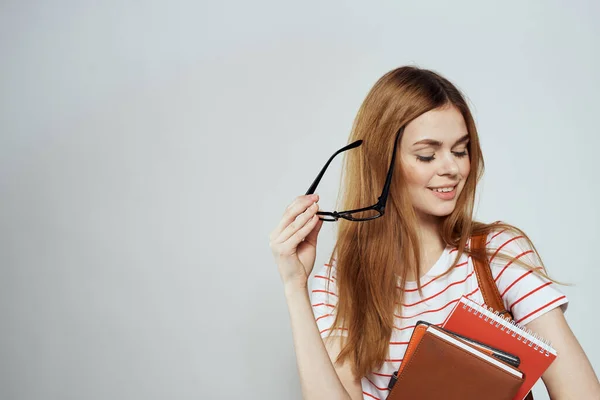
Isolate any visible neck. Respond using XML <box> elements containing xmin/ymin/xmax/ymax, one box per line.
<box><xmin>417</xmin><ymin>215</ymin><xmax>445</xmax><ymax>254</ymax></box>
<box><xmin>407</xmin><ymin>212</ymin><xmax>446</xmax><ymax>280</ymax></box>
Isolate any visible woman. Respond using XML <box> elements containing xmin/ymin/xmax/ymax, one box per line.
<box><xmin>268</xmin><ymin>66</ymin><xmax>600</xmax><ymax>399</ymax></box>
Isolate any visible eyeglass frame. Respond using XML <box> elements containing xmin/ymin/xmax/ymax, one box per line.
<box><xmin>304</xmin><ymin>126</ymin><xmax>405</xmax><ymax>222</ymax></box>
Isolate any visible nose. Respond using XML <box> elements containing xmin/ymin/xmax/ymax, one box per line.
<box><xmin>438</xmin><ymin>151</ymin><xmax>460</xmax><ymax>177</ymax></box>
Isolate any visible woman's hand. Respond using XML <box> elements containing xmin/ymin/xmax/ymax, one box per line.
<box><xmin>269</xmin><ymin>194</ymin><xmax>324</xmax><ymax>290</ymax></box>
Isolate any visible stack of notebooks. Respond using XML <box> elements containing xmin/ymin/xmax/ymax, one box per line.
<box><xmin>386</xmin><ymin>296</ymin><xmax>557</xmax><ymax>400</ymax></box>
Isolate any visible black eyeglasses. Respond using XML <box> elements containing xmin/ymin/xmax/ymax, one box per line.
<box><xmin>305</xmin><ymin>126</ymin><xmax>404</xmax><ymax>222</ymax></box>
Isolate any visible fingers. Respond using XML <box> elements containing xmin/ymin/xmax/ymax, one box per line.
<box><xmin>271</xmin><ymin>194</ymin><xmax>319</xmax><ymax>241</ymax></box>
<box><xmin>277</xmin><ymin>203</ymin><xmax>321</xmax><ymax>252</ymax></box>
<box><xmin>303</xmin><ymin>210</ymin><xmax>324</xmax><ymax>246</ymax></box>
<box><xmin>284</xmin><ymin>193</ymin><xmax>318</xmax><ymax>216</ymax></box>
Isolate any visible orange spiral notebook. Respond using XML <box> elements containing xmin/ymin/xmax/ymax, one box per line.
<box><xmin>442</xmin><ymin>296</ymin><xmax>557</xmax><ymax>400</ymax></box>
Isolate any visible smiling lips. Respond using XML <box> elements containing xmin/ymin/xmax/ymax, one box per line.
<box><xmin>428</xmin><ymin>185</ymin><xmax>457</xmax><ymax>200</ymax></box>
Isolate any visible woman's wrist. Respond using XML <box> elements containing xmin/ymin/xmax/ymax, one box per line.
<box><xmin>284</xmin><ymin>282</ymin><xmax>309</xmax><ymax>299</ymax></box>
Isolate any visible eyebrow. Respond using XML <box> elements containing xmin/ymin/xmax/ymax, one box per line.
<box><xmin>412</xmin><ymin>134</ymin><xmax>470</xmax><ymax>148</ymax></box>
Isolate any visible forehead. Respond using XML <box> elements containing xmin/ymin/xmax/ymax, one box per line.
<box><xmin>401</xmin><ymin>106</ymin><xmax>468</xmax><ymax>146</ymax></box>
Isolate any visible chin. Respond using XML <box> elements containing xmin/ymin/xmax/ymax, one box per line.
<box><xmin>418</xmin><ymin>203</ymin><xmax>458</xmax><ymax>218</ymax></box>
<box><xmin>431</xmin><ymin>208</ymin><xmax>455</xmax><ymax>217</ymax></box>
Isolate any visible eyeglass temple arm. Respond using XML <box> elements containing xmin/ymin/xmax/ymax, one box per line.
<box><xmin>377</xmin><ymin>126</ymin><xmax>404</xmax><ymax>209</ymax></box>
<box><xmin>305</xmin><ymin>140</ymin><xmax>363</xmax><ymax>195</ymax></box>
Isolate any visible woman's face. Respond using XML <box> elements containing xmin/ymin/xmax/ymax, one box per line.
<box><xmin>398</xmin><ymin>106</ymin><xmax>471</xmax><ymax>222</ymax></box>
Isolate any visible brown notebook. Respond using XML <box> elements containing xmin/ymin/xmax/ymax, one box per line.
<box><xmin>387</xmin><ymin>323</ymin><xmax>524</xmax><ymax>400</ymax></box>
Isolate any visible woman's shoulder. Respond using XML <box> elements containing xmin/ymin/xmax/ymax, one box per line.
<box><xmin>464</xmin><ymin>220</ymin><xmax>517</xmax><ymax>258</ymax></box>
<box><xmin>478</xmin><ymin>220</ymin><xmax>569</xmax><ymax>325</ymax></box>
<box><xmin>476</xmin><ymin>220</ymin><xmax>533</xmax><ymax>255</ymax></box>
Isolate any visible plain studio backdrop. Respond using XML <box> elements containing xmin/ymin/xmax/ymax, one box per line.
<box><xmin>1</xmin><ymin>1</ymin><xmax>598</xmax><ymax>399</ymax></box>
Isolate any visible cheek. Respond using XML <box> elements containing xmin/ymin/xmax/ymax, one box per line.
<box><xmin>404</xmin><ymin>163</ymin><xmax>431</xmax><ymax>186</ymax></box>
<box><xmin>460</xmin><ymin>159</ymin><xmax>471</xmax><ymax>177</ymax></box>
<box><xmin>401</xmin><ymin>164</ymin><xmax>418</xmax><ymax>185</ymax></box>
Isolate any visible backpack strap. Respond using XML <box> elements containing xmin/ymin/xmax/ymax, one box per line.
<box><xmin>471</xmin><ymin>232</ymin><xmax>534</xmax><ymax>400</ymax></box>
<box><xmin>470</xmin><ymin>232</ymin><xmax>512</xmax><ymax>319</ymax></box>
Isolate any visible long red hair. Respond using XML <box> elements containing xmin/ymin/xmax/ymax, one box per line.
<box><xmin>322</xmin><ymin>66</ymin><xmax>560</xmax><ymax>378</ymax></box>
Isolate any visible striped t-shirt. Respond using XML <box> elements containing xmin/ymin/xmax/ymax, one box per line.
<box><xmin>309</xmin><ymin>225</ymin><xmax>568</xmax><ymax>400</ymax></box>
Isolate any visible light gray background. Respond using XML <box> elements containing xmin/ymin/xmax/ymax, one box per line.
<box><xmin>1</xmin><ymin>1</ymin><xmax>598</xmax><ymax>399</ymax></box>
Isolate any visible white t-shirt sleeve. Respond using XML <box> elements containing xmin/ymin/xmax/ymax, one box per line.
<box><xmin>309</xmin><ymin>259</ymin><xmax>348</xmax><ymax>339</ymax></box>
<box><xmin>486</xmin><ymin>224</ymin><xmax>568</xmax><ymax>326</ymax></box>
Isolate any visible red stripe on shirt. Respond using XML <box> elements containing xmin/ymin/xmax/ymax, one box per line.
<box><xmin>314</xmin><ymin>274</ymin><xmax>335</xmax><ymax>283</ymax></box>
<box><xmin>372</xmin><ymin>371</ymin><xmax>393</xmax><ymax>378</ymax></box>
<box><xmin>515</xmin><ymin>295</ymin><xmax>567</xmax><ymax>324</ymax></box>
<box><xmin>493</xmin><ymin>250</ymin><xmax>534</xmax><ymax>282</ymax></box>
<box><xmin>319</xmin><ymin>327</ymin><xmax>348</xmax><ymax>335</ymax></box>
<box><xmin>312</xmin><ymin>289</ymin><xmax>338</xmax><ymax>297</ymax></box>
<box><xmin>312</xmin><ymin>303</ymin><xmax>335</xmax><ymax>309</ymax></box>
<box><xmin>401</xmin><ymin>270</ymin><xmax>475</xmax><ymax>307</ymax></box>
<box><xmin>439</xmin><ymin>287</ymin><xmax>481</xmax><ymax>326</ymax></box>
<box><xmin>394</xmin><ymin>322</ymin><xmax>443</xmax><ymax>331</ymax></box>
<box><xmin>384</xmin><ymin>358</ymin><xmax>403</xmax><ymax>363</ymax></box>
<box><xmin>394</xmin><ymin>324</ymin><xmax>418</xmax><ymax>331</ymax></box>
<box><xmin>489</xmin><ymin>235</ymin><xmax>524</xmax><ymax>263</ymax></box>
<box><xmin>466</xmin><ymin>286</ymin><xmax>480</xmax><ymax>297</ymax></box>
<box><xmin>395</xmin><ymin>297</ymin><xmax>460</xmax><ymax>319</ymax></box>
<box><xmin>363</xmin><ymin>391</ymin><xmax>381</xmax><ymax>400</ymax></box>
<box><xmin>401</xmin><ymin>261</ymin><xmax>469</xmax><ymax>292</ymax></box>
<box><xmin>316</xmin><ymin>314</ymin><xmax>333</xmax><ymax>322</ymax></box>
<box><xmin>500</xmin><ymin>270</ymin><xmax>534</xmax><ymax>297</ymax></box>
<box><xmin>487</xmin><ymin>229</ymin><xmax>506</xmax><ymax>244</ymax></box>
<box><xmin>509</xmin><ymin>281</ymin><xmax>553</xmax><ymax>313</ymax></box>
<box><xmin>365</xmin><ymin>376</ymin><xmax>391</xmax><ymax>391</ymax></box>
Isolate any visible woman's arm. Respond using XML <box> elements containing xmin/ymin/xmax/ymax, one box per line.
<box><xmin>525</xmin><ymin>307</ymin><xmax>600</xmax><ymax>399</ymax></box>
<box><xmin>284</xmin><ymin>284</ymin><xmax>363</xmax><ymax>400</ymax></box>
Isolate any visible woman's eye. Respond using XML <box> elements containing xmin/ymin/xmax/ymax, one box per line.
<box><xmin>416</xmin><ymin>150</ymin><xmax>468</xmax><ymax>163</ymax></box>
<box><xmin>416</xmin><ymin>155</ymin><xmax>435</xmax><ymax>162</ymax></box>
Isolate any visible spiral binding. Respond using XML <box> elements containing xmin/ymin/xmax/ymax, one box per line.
<box><xmin>461</xmin><ymin>298</ymin><xmax>555</xmax><ymax>357</ymax></box>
